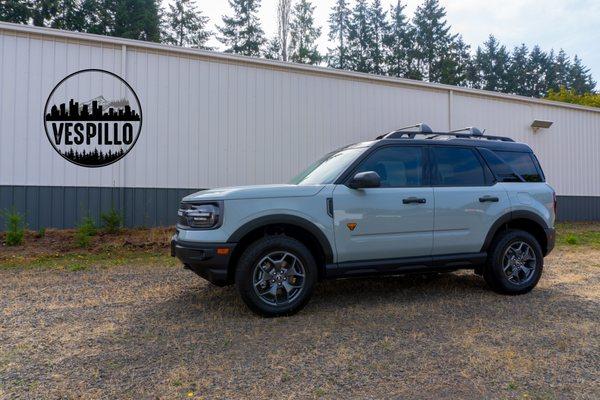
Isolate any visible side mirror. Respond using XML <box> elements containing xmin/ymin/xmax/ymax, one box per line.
<box><xmin>348</xmin><ymin>171</ymin><xmax>381</xmax><ymax>189</ymax></box>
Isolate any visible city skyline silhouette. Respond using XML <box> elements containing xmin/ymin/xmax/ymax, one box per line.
<box><xmin>46</xmin><ymin>98</ymin><xmax>141</xmax><ymax>122</ymax></box>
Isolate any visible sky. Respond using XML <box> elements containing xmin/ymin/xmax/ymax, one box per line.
<box><xmin>163</xmin><ymin>0</ymin><xmax>600</xmax><ymax>81</ymax></box>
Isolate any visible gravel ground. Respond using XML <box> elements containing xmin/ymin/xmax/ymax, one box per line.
<box><xmin>1</xmin><ymin>245</ymin><xmax>599</xmax><ymax>399</ymax></box>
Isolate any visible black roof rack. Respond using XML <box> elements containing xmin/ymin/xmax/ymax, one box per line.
<box><xmin>376</xmin><ymin>122</ymin><xmax>514</xmax><ymax>142</ymax></box>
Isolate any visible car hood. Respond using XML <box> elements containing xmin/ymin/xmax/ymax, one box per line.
<box><xmin>183</xmin><ymin>184</ymin><xmax>326</xmax><ymax>201</ymax></box>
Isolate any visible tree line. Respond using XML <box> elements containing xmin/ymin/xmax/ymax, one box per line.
<box><xmin>1</xmin><ymin>0</ymin><xmax>596</xmax><ymax>98</ymax></box>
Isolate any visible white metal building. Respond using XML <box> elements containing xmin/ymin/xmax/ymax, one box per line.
<box><xmin>1</xmin><ymin>22</ymin><xmax>599</xmax><ymax>229</ymax></box>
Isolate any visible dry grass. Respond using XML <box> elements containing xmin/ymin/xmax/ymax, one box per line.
<box><xmin>0</xmin><ymin>224</ymin><xmax>599</xmax><ymax>399</ymax></box>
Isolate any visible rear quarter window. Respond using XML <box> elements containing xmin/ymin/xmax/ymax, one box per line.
<box><xmin>494</xmin><ymin>151</ymin><xmax>544</xmax><ymax>182</ymax></box>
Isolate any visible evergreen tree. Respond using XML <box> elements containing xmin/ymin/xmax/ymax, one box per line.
<box><xmin>369</xmin><ymin>0</ymin><xmax>388</xmax><ymax>75</ymax></box>
<box><xmin>508</xmin><ymin>44</ymin><xmax>529</xmax><ymax>95</ymax></box>
<box><xmin>347</xmin><ymin>0</ymin><xmax>373</xmax><ymax>73</ymax></box>
<box><xmin>569</xmin><ymin>55</ymin><xmax>596</xmax><ymax>94</ymax></box>
<box><xmin>384</xmin><ymin>0</ymin><xmax>413</xmax><ymax>78</ymax></box>
<box><xmin>553</xmin><ymin>49</ymin><xmax>571</xmax><ymax>90</ymax></box>
<box><xmin>288</xmin><ymin>0</ymin><xmax>322</xmax><ymax>65</ymax></box>
<box><xmin>438</xmin><ymin>35</ymin><xmax>471</xmax><ymax>86</ymax></box>
<box><xmin>31</xmin><ymin>0</ymin><xmax>57</xmax><ymax>26</ymax></box>
<box><xmin>0</xmin><ymin>0</ymin><xmax>31</xmax><ymax>24</ymax></box>
<box><xmin>218</xmin><ymin>0</ymin><xmax>266</xmax><ymax>57</ymax></box>
<box><xmin>412</xmin><ymin>0</ymin><xmax>456</xmax><ymax>82</ymax></box>
<box><xmin>327</xmin><ymin>0</ymin><xmax>351</xmax><ymax>69</ymax></box>
<box><xmin>544</xmin><ymin>50</ymin><xmax>558</xmax><ymax>93</ymax></box>
<box><xmin>81</xmin><ymin>0</ymin><xmax>114</xmax><ymax>36</ymax></box>
<box><xmin>525</xmin><ymin>45</ymin><xmax>548</xmax><ymax>97</ymax></box>
<box><xmin>473</xmin><ymin>35</ymin><xmax>511</xmax><ymax>92</ymax></box>
<box><xmin>51</xmin><ymin>0</ymin><xmax>85</xmax><ymax>31</ymax></box>
<box><xmin>113</xmin><ymin>0</ymin><xmax>161</xmax><ymax>42</ymax></box>
<box><xmin>164</xmin><ymin>0</ymin><xmax>211</xmax><ymax>48</ymax></box>
<box><xmin>264</xmin><ymin>37</ymin><xmax>282</xmax><ymax>60</ymax></box>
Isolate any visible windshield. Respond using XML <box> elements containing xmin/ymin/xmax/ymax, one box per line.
<box><xmin>289</xmin><ymin>146</ymin><xmax>367</xmax><ymax>185</ymax></box>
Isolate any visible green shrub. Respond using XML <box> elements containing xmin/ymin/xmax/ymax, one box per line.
<box><xmin>36</xmin><ymin>227</ymin><xmax>46</xmax><ymax>239</ymax></box>
<box><xmin>565</xmin><ymin>234</ymin><xmax>579</xmax><ymax>245</ymax></box>
<box><xmin>101</xmin><ymin>207</ymin><xmax>123</xmax><ymax>234</ymax></box>
<box><xmin>75</xmin><ymin>216</ymin><xmax>97</xmax><ymax>248</ymax></box>
<box><xmin>2</xmin><ymin>208</ymin><xmax>25</xmax><ymax>246</ymax></box>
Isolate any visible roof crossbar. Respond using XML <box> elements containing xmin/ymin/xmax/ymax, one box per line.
<box><xmin>375</xmin><ymin>122</ymin><xmax>514</xmax><ymax>142</ymax></box>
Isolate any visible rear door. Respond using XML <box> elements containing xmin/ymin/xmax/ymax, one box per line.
<box><xmin>431</xmin><ymin>146</ymin><xmax>510</xmax><ymax>255</ymax></box>
<box><xmin>332</xmin><ymin>145</ymin><xmax>434</xmax><ymax>263</ymax></box>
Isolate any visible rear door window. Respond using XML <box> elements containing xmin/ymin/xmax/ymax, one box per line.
<box><xmin>431</xmin><ymin>147</ymin><xmax>488</xmax><ymax>186</ymax></box>
<box><xmin>494</xmin><ymin>151</ymin><xmax>544</xmax><ymax>182</ymax></box>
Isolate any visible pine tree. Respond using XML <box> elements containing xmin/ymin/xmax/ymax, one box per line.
<box><xmin>569</xmin><ymin>55</ymin><xmax>596</xmax><ymax>94</ymax></box>
<box><xmin>113</xmin><ymin>0</ymin><xmax>161</xmax><ymax>42</ymax></box>
<box><xmin>326</xmin><ymin>0</ymin><xmax>351</xmax><ymax>69</ymax></box>
<box><xmin>81</xmin><ymin>0</ymin><xmax>114</xmax><ymax>36</ymax></box>
<box><xmin>369</xmin><ymin>0</ymin><xmax>388</xmax><ymax>75</ymax></box>
<box><xmin>473</xmin><ymin>35</ymin><xmax>511</xmax><ymax>92</ymax></box>
<box><xmin>288</xmin><ymin>0</ymin><xmax>322</xmax><ymax>65</ymax></box>
<box><xmin>264</xmin><ymin>37</ymin><xmax>282</xmax><ymax>60</ymax></box>
<box><xmin>164</xmin><ymin>0</ymin><xmax>211</xmax><ymax>49</ymax></box>
<box><xmin>347</xmin><ymin>0</ymin><xmax>373</xmax><ymax>73</ymax></box>
<box><xmin>508</xmin><ymin>44</ymin><xmax>529</xmax><ymax>95</ymax></box>
<box><xmin>553</xmin><ymin>49</ymin><xmax>571</xmax><ymax>90</ymax></box>
<box><xmin>31</xmin><ymin>0</ymin><xmax>56</xmax><ymax>26</ymax></box>
<box><xmin>384</xmin><ymin>0</ymin><xmax>413</xmax><ymax>78</ymax></box>
<box><xmin>525</xmin><ymin>45</ymin><xmax>548</xmax><ymax>97</ymax></box>
<box><xmin>544</xmin><ymin>50</ymin><xmax>558</xmax><ymax>93</ymax></box>
<box><xmin>0</xmin><ymin>0</ymin><xmax>31</xmax><ymax>24</ymax></box>
<box><xmin>412</xmin><ymin>0</ymin><xmax>456</xmax><ymax>82</ymax></box>
<box><xmin>438</xmin><ymin>35</ymin><xmax>471</xmax><ymax>86</ymax></box>
<box><xmin>51</xmin><ymin>0</ymin><xmax>85</xmax><ymax>31</ymax></box>
<box><xmin>218</xmin><ymin>0</ymin><xmax>266</xmax><ymax>57</ymax></box>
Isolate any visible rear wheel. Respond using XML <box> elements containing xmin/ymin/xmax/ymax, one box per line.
<box><xmin>235</xmin><ymin>236</ymin><xmax>317</xmax><ymax>317</ymax></box>
<box><xmin>483</xmin><ymin>229</ymin><xmax>543</xmax><ymax>294</ymax></box>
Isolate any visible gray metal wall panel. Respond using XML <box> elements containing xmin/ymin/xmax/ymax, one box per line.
<box><xmin>0</xmin><ymin>185</ymin><xmax>198</xmax><ymax>230</ymax></box>
<box><xmin>557</xmin><ymin>196</ymin><xmax>600</xmax><ymax>221</ymax></box>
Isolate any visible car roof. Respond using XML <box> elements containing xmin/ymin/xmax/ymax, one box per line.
<box><xmin>373</xmin><ymin>137</ymin><xmax>533</xmax><ymax>152</ymax></box>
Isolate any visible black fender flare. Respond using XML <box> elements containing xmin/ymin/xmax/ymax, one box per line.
<box><xmin>227</xmin><ymin>214</ymin><xmax>334</xmax><ymax>264</ymax></box>
<box><xmin>480</xmin><ymin>210</ymin><xmax>550</xmax><ymax>252</ymax></box>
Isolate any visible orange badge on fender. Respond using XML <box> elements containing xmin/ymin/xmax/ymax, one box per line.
<box><xmin>347</xmin><ymin>222</ymin><xmax>357</xmax><ymax>231</ymax></box>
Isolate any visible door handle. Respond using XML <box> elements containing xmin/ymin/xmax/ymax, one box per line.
<box><xmin>479</xmin><ymin>196</ymin><xmax>499</xmax><ymax>203</ymax></box>
<box><xmin>403</xmin><ymin>197</ymin><xmax>427</xmax><ymax>204</ymax></box>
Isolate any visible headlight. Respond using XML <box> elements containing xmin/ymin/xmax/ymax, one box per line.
<box><xmin>178</xmin><ymin>202</ymin><xmax>222</xmax><ymax>229</ymax></box>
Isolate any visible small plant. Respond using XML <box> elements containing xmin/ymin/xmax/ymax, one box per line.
<box><xmin>35</xmin><ymin>227</ymin><xmax>46</xmax><ymax>239</ymax></box>
<box><xmin>101</xmin><ymin>207</ymin><xmax>123</xmax><ymax>234</ymax></box>
<box><xmin>2</xmin><ymin>208</ymin><xmax>25</xmax><ymax>246</ymax></box>
<box><xmin>565</xmin><ymin>234</ymin><xmax>579</xmax><ymax>245</ymax></box>
<box><xmin>75</xmin><ymin>216</ymin><xmax>97</xmax><ymax>248</ymax></box>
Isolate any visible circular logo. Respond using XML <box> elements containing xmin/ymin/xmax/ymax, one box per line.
<box><xmin>44</xmin><ymin>69</ymin><xmax>142</xmax><ymax>167</ymax></box>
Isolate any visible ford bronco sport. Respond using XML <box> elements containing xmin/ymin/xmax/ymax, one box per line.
<box><xmin>172</xmin><ymin>124</ymin><xmax>556</xmax><ymax>317</ymax></box>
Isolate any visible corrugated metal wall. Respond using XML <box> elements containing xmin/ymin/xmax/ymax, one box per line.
<box><xmin>1</xmin><ymin>23</ymin><xmax>599</xmax><ymax>228</ymax></box>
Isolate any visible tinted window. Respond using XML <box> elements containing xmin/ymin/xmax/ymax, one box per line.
<box><xmin>354</xmin><ymin>146</ymin><xmax>424</xmax><ymax>187</ymax></box>
<box><xmin>432</xmin><ymin>147</ymin><xmax>486</xmax><ymax>186</ymax></box>
<box><xmin>495</xmin><ymin>151</ymin><xmax>544</xmax><ymax>182</ymax></box>
<box><xmin>478</xmin><ymin>148</ymin><xmax>522</xmax><ymax>182</ymax></box>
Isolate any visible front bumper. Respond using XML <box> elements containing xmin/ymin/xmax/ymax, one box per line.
<box><xmin>544</xmin><ymin>227</ymin><xmax>556</xmax><ymax>255</ymax></box>
<box><xmin>171</xmin><ymin>234</ymin><xmax>237</xmax><ymax>286</ymax></box>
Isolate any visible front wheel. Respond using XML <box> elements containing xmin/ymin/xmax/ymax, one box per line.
<box><xmin>483</xmin><ymin>229</ymin><xmax>544</xmax><ymax>295</ymax></box>
<box><xmin>235</xmin><ymin>236</ymin><xmax>317</xmax><ymax>317</ymax></box>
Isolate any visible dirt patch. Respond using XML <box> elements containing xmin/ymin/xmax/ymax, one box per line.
<box><xmin>0</xmin><ymin>225</ymin><xmax>599</xmax><ymax>399</ymax></box>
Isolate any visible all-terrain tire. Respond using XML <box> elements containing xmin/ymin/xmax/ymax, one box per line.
<box><xmin>483</xmin><ymin>229</ymin><xmax>544</xmax><ymax>295</ymax></box>
<box><xmin>235</xmin><ymin>235</ymin><xmax>317</xmax><ymax>317</ymax></box>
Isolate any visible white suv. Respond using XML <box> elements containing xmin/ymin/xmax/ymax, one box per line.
<box><xmin>172</xmin><ymin>124</ymin><xmax>556</xmax><ymax>317</ymax></box>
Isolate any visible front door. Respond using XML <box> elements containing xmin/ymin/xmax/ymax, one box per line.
<box><xmin>332</xmin><ymin>145</ymin><xmax>434</xmax><ymax>263</ymax></box>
